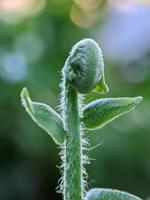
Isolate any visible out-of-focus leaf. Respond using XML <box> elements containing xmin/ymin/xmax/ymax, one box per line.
<box><xmin>85</xmin><ymin>188</ymin><xmax>142</xmax><ymax>200</ymax></box>
<box><xmin>82</xmin><ymin>97</ymin><xmax>143</xmax><ymax>130</ymax></box>
<box><xmin>20</xmin><ymin>88</ymin><xmax>66</xmax><ymax>145</ymax></box>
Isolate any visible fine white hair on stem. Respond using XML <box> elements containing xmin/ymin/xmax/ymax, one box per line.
<box><xmin>57</xmin><ymin>79</ymin><xmax>89</xmax><ymax>196</ymax></box>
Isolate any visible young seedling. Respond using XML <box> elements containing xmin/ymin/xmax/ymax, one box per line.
<box><xmin>20</xmin><ymin>39</ymin><xmax>143</xmax><ymax>200</ymax></box>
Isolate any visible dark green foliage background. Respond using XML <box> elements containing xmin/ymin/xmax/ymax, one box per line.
<box><xmin>0</xmin><ymin>1</ymin><xmax>150</xmax><ymax>199</ymax></box>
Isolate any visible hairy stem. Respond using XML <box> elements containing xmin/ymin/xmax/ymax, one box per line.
<box><xmin>63</xmin><ymin>79</ymin><xmax>83</xmax><ymax>200</ymax></box>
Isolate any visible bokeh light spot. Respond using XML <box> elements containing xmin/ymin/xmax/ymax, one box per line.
<box><xmin>14</xmin><ymin>32</ymin><xmax>44</xmax><ymax>63</ymax></box>
<box><xmin>74</xmin><ymin>0</ymin><xmax>101</xmax><ymax>12</ymax></box>
<box><xmin>0</xmin><ymin>0</ymin><xmax>46</xmax><ymax>24</ymax></box>
<box><xmin>0</xmin><ymin>52</ymin><xmax>27</xmax><ymax>82</ymax></box>
<box><xmin>70</xmin><ymin>3</ymin><xmax>103</xmax><ymax>28</ymax></box>
<box><xmin>108</xmin><ymin>0</ymin><xmax>150</xmax><ymax>11</ymax></box>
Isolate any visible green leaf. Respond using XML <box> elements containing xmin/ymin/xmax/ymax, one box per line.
<box><xmin>82</xmin><ymin>97</ymin><xmax>143</xmax><ymax>130</ymax></box>
<box><xmin>85</xmin><ymin>188</ymin><xmax>142</xmax><ymax>200</ymax></box>
<box><xmin>20</xmin><ymin>88</ymin><xmax>66</xmax><ymax>145</ymax></box>
<box><xmin>93</xmin><ymin>74</ymin><xmax>109</xmax><ymax>94</ymax></box>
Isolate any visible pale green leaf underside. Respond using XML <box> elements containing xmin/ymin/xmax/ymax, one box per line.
<box><xmin>85</xmin><ymin>188</ymin><xmax>142</xmax><ymax>200</ymax></box>
<box><xmin>82</xmin><ymin>97</ymin><xmax>143</xmax><ymax>130</ymax></box>
<box><xmin>20</xmin><ymin>88</ymin><xmax>66</xmax><ymax>145</ymax></box>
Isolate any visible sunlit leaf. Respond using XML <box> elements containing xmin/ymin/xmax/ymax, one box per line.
<box><xmin>82</xmin><ymin>97</ymin><xmax>143</xmax><ymax>130</ymax></box>
<box><xmin>85</xmin><ymin>188</ymin><xmax>142</xmax><ymax>200</ymax></box>
<box><xmin>93</xmin><ymin>74</ymin><xmax>109</xmax><ymax>94</ymax></box>
<box><xmin>20</xmin><ymin>87</ymin><xmax>66</xmax><ymax>145</ymax></box>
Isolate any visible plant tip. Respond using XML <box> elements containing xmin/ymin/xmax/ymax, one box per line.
<box><xmin>20</xmin><ymin>87</ymin><xmax>28</xmax><ymax>98</ymax></box>
<box><xmin>134</xmin><ymin>96</ymin><xmax>143</xmax><ymax>105</ymax></box>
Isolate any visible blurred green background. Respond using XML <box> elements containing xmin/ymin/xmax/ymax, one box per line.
<box><xmin>0</xmin><ymin>0</ymin><xmax>150</xmax><ymax>199</ymax></box>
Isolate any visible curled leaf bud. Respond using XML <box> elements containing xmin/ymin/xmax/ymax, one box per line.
<box><xmin>63</xmin><ymin>38</ymin><xmax>108</xmax><ymax>94</ymax></box>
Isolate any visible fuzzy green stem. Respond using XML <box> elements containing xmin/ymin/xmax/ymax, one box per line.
<box><xmin>63</xmin><ymin>79</ymin><xmax>83</xmax><ymax>200</ymax></box>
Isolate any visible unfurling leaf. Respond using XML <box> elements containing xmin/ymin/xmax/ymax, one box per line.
<box><xmin>63</xmin><ymin>38</ymin><xmax>108</xmax><ymax>94</ymax></box>
<box><xmin>20</xmin><ymin>88</ymin><xmax>66</xmax><ymax>145</ymax></box>
<box><xmin>82</xmin><ymin>97</ymin><xmax>143</xmax><ymax>130</ymax></box>
<box><xmin>85</xmin><ymin>188</ymin><xmax>142</xmax><ymax>200</ymax></box>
